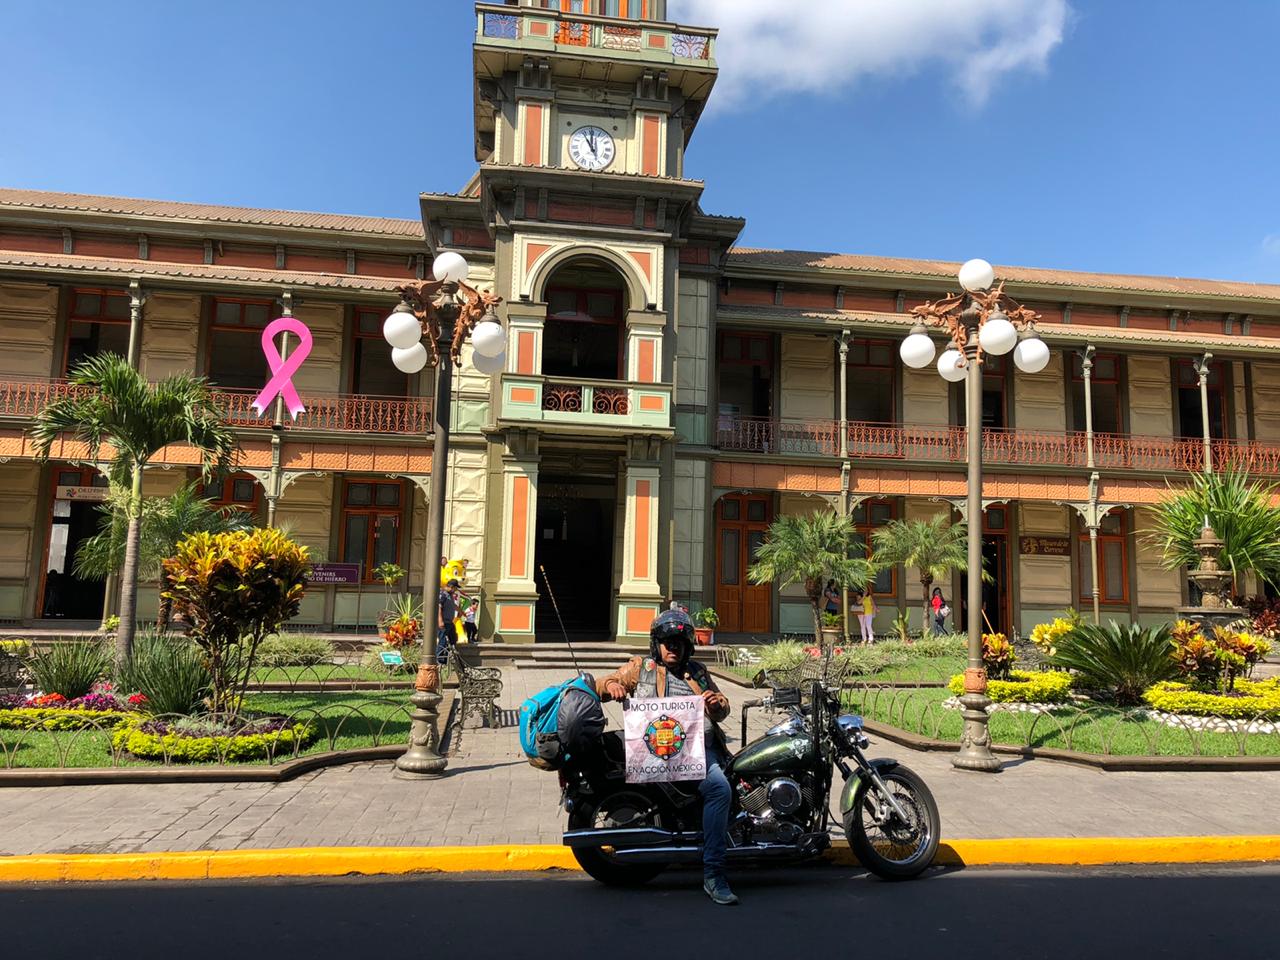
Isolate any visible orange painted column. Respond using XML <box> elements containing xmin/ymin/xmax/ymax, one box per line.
<box><xmin>617</xmin><ymin>461</ymin><xmax>663</xmax><ymax>640</ymax></box>
<box><xmin>495</xmin><ymin>460</ymin><xmax>539</xmax><ymax>642</ymax></box>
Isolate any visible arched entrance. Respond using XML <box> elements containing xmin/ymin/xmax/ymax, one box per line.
<box><xmin>542</xmin><ymin>258</ymin><xmax>627</xmax><ymax>381</ymax></box>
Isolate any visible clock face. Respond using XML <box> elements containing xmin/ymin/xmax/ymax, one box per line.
<box><xmin>568</xmin><ymin>126</ymin><xmax>616</xmax><ymax>172</ymax></box>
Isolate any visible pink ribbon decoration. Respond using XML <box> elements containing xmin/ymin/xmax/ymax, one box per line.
<box><xmin>251</xmin><ymin>316</ymin><xmax>313</xmax><ymax>419</ymax></box>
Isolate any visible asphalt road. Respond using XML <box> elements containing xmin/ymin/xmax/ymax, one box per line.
<box><xmin>5</xmin><ymin>864</ymin><xmax>1277</xmax><ymax>959</ymax></box>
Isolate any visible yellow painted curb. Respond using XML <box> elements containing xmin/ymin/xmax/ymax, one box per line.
<box><xmin>1</xmin><ymin>836</ymin><xmax>1278</xmax><ymax>883</ymax></box>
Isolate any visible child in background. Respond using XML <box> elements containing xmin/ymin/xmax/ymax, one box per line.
<box><xmin>461</xmin><ymin>595</ymin><xmax>479</xmax><ymax>644</ymax></box>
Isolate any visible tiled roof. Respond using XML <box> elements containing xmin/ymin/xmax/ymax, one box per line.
<box><xmin>729</xmin><ymin>248</ymin><xmax>1280</xmax><ymax>303</ymax></box>
<box><xmin>0</xmin><ymin>188</ymin><xmax>424</xmax><ymax>239</ymax></box>
<box><xmin>0</xmin><ymin>250</ymin><xmax>406</xmax><ymax>293</ymax></box>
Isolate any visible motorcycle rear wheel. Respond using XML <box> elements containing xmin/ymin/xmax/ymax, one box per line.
<box><xmin>569</xmin><ymin>789</ymin><xmax>668</xmax><ymax>887</ymax></box>
<box><xmin>845</xmin><ymin>764</ymin><xmax>940</xmax><ymax>881</ymax></box>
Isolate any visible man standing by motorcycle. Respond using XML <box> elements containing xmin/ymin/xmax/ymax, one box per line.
<box><xmin>596</xmin><ymin>608</ymin><xmax>739</xmax><ymax>906</ymax></box>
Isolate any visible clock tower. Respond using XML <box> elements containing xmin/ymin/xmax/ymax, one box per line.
<box><xmin>425</xmin><ymin>0</ymin><xmax>742</xmax><ymax>642</ymax></box>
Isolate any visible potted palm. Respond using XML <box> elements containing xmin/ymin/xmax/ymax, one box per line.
<box><xmin>694</xmin><ymin>607</ymin><xmax>719</xmax><ymax>645</ymax></box>
<box><xmin>821</xmin><ymin>611</ymin><xmax>843</xmax><ymax>648</ymax></box>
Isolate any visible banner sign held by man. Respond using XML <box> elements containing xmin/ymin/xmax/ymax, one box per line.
<box><xmin>624</xmin><ymin>696</ymin><xmax>706</xmax><ymax>783</ymax></box>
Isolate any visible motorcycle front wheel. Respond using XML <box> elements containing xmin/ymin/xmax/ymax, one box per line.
<box><xmin>844</xmin><ymin>764</ymin><xmax>940</xmax><ymax>880</ymax></box>
<box><xmin>569</xmin><ymin>788</ymin><xmax>668</xmax><ymax>887</ymax></box>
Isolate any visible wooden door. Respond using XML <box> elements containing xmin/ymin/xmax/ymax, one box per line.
<box><xmin>715</xmin><ymin>495</ymin><xmax>772</xmax><ymax>634</ymax></box>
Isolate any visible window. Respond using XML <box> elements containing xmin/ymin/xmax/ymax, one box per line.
<box><xmin>208</xmin><ymin>298</ymin><xmax>275</xmax><ymax>389</ymax></box>
<box><xmin>542</xmin><ymin>260</ymin><xmax>627</xmax><ymax>380</ymax></box>
<box><xmin>65</xmin><ymin>289</ymin><xmax>130</xmax><ymax>372</ymax></box>
<box><xmin>1071</xmin><ymin>353</ymin><xmax>1122</xmax><ymax>435</ymax></box>
<box><xmin>199</xmin><ymin>472</ymin><xmax>262</xmax><ymax>514</ymax></box>
<box><xmin>846</xmin><ymin>339</ymin><xmax>896</xmax><ymax>424</ymax></box>
<box><xmin>351</xmin><ymin>308</ymin><xmax>412</xmax><ymax>396</ymax></box>
<box><xmin>1176</xmin><ymin>359</ymin><xmax>1227</xmax><ymax>440</ymax></box>
<box><xmin>340</xmin><ymin>480</ymin><xmax>404</xmax><ymax>581</ymax></box>
<box><xmin>717</xmin><ymin>331</ymin><xmax>773</xmax><ymax>426</ymax></box>
<box><xmin>1078</xmin><ymin>510</ymin><xmax>1128</xmax><ymax>605</ymax></box>
<box><xmin>851</xmin><ymin>499</ymin><xmax>896</xmax><ymax>595</ymax></box>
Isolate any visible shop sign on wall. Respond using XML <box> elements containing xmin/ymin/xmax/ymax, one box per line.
<box><xmin>55</xmin><ymin>485</ymin><xmax>110</xmax><ymax>502</ymax></box>
<box><xmin>1019</xmin><ymin>536</ymin><xmax>1071</xmax><ymax>557</ymax></box>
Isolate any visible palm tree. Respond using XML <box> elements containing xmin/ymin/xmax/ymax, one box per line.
<box><xmin>871</xmin><ymin>515</ymin><xmax>969</xmax><ymax>634</ymax></box>
<box><xmin>74</xmin><ymin>483</ymin><xmax>254</xmax><ymax>632</ymax></box>
<box><xmin>1148</xmin><ymin>466</ymin><xmax>1280</xmax><ymax>596</ymax></box>
<box><xmin>747</xmin><ymin>510</ymin><xmax>870</xmax><ymax>646</ymax></box>
<box><xmin>30</xmin><ymin>355</ymin><xmax>236</xmax><ymax>661</ymax></box>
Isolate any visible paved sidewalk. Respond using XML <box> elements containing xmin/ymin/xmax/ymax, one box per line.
<box><xmin>0</xmin><ymin>666</ymin><xmax>1276</xmax><ymax>857</ymax></box>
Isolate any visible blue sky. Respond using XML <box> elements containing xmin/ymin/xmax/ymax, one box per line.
<box><xmin>3</xmin><ymin>1</ymin><xmax>1278</xmax><ymax>283</ymax></box>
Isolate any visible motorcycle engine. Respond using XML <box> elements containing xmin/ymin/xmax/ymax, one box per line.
<box><xmin>731</xmin><ymin>775</ymin><xmax>817</xmax><ymax>846</ymax></box>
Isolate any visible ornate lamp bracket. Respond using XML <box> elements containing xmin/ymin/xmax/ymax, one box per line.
<box><xmin>395</xmin><ymin>280</ymin><xmax>504</xmax><ymax>369</ymax></box>
<box><xmin>910</xmin><ymin>281</ymin><xmax>1041</xmax><ymax>367</ymax></box>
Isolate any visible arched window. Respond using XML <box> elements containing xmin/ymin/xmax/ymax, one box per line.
<box><xmin>542</xmin><ymin>258</ymin><xmax>628</xmax><ymax>381</ymax></box>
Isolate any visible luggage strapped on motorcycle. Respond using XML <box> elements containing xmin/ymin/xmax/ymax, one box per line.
<box><xmin>518</xmin><ymin>673</ymin><xmax>604</xmax><ymax>770</ymax></box>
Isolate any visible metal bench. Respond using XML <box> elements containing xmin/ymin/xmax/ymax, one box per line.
<box><xmin>446</xmin><ymin>648</ymin><xmax>504</xmax><ymax>753</ymax></box>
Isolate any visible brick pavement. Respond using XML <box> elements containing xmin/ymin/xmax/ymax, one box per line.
<box><xmin>0</xmin><ymin>664</ymin><xmax>1276</xmax><ymax>857</ymax></box>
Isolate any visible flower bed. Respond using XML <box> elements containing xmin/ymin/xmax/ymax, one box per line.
<box><xmin>947</xmin><ymin>669</ymin><xmax>1074</xmax><ymax>704</ymax></box>
<box><xmin>111</xmin><ymin>714</ymin><xmax>317</xmax><ymax>763</ymax></box>
<box><xmin>0</xmin><ymin>692</ymin><xmax>139</xmax><ymax>731</ymax></box>
<box><xmin>1142</xmin><ymin>679</ymin><xmax>1280</xmax><ymax>720</ymax></box>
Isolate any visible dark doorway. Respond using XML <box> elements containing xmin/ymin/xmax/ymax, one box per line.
<box><xmin>534</xmin><ymin>478</ymin><xmax>616</xmax><ymax>641</ymax></box>
<box><xmin>41</xmin><ymin>469</ymin><xmax>111</xmax><ymax>620</ymax></box>
<box><xmin>958</xmin><ymin>507</ymin><xmax>1011</xmax><ymax>637</ymax></box>
<box><xmin>1177</xmin><ymin>359</ymin><xmax>1226</xmax><ymax>440</ymax></box>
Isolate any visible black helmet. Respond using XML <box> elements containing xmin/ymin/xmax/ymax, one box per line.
<box><xmin>650</xmin><ymin>608</ymin><xmax>696</xmax><ymax>665</ymax></box>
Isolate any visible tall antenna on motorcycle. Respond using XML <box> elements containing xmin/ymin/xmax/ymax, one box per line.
<box><xmin>539</xmin><ymin>564</ymin><xmax>584</xmax><ymax>677</ymax></box>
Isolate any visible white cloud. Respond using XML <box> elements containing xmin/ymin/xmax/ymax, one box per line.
<box><xmin>671</xmin><ymin>0</ymin><xmax>1071</xmax><ymax>108</ymax></box>
<box><xmin>1264</xmin><ymin>234</ymin><xmax>1280</xmax><ymax>258</ymax></box>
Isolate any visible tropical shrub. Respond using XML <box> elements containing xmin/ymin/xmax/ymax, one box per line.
<box><xmin>256</xmin><ymin>633</ymin><xmax>335</xmax><ymax>668</ymax></box>
<box><xmin>1049</xmin><ymin>621</ymin><xmax>1179</xmax><ymax>705</ymax></box>
<box><xmin>694</xmin><ymin>607</ymin><xmax>719</xmax><ymax>629</ymax></box>
<box><xmin>756</xmin><ymin>641</ymin><xmax>811</xmax><ymax>674</ymax></box>
<box><xmin>116</xmin><ymin>632</ymin><xmax>211</xmax><ymax>716</ymax></box>
<box><xmin>381</xmin><ymin>594</ymin><xmax>422</xmax><ymax>649</ymax></box>
<box><xmin>111</xmin><ymin>714</ymin><xmax>316</xmax><ymax>763</ymax></box>
<box><xmin>1169</xmin><ymin>620</ymin><xmax>1271</xmax><ymax>693</ymax></box>
<box><xmin>870</xmin><ymin>516</ymin><xmax>968</xmax><ymax>634</ymax></box>
<box><xmin>26</xmin><ymin>640</ymin><xmax>112</xmax><ymax>700</ymax></box>
<box><xmin>1142</xmin><ymin>679</ymin><xmax>1280</xmax><ymax>719</ymax></box>
<box><xmin>907</xmin><ymin>635</ymin><xmax>967</xmax><ymax>659</ymax></box>
<box><xmin>948</xmin><ymin>669</ymin><xmax>1074</xmax><ymax>704</ymax></box>
<box><xmin>1029</xmin><ymin>612</ymin><xmax>1081</xmax><ymax>658</ymax></box>
<box><xmin>981</xmin><ymin>633</ymin><xmax>1016</xmax><ymax>680</ymax></box>
<box><xmin>0</xmin><ymin>640</ymin><xmax>31</xmax><ymax>657</ymax></box>
<box><xmin>822</xmin><ymin>611</ymin><xmax>842</xmax><ymax>628</ymax></box>
<box><xmin>1238</xmin><ymin>595</ymin><xmax>1280</xmax><ymax>641</ymax></box>
<box><xmin>163</xmin><ymin>528</ymin><xmax>310</xmax><ymax>716</ymax></box>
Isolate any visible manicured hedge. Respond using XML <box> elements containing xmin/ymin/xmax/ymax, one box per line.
<box><xmin>111</xmin><ymin>715</ymin><xmax>317</xmax><ymax>763</ymax></box>
<box><xmin>1142</xmin><ymin>679</ymin><xmax>1280</xmax><ymax>719</ymax></box>
<box><xmin>948</xmin><ymin>669</ymin><xmax>1074</xmax><ymax>704</ymax></box>
<box><xmin>0</xmin><ymin>708</ymin><xmax>131</xmax><ymax>731</ymax></box>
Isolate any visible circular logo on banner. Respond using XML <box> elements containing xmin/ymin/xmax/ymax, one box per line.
<box><xmin>643</xmin><ymin>715</ymin><xmax>687</xmax><ymax>761</ymax></box>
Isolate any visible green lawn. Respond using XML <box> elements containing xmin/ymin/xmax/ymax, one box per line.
<box><xmin>249</xmin><ymin>664</ymin><xmax>414</xmax><ymax>686</ymax></box>
<box><xmin>847</xmin><ymin>683</ymin><xmax>1280</xmax><ymax>758</ymax></box>
<box><xmin>0</xmin><ymin>691</ymin><xmax>418</xmax><ymax>770</ymax></box>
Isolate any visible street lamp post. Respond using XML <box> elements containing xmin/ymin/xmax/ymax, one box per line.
<box><xmin>381</xmin><ymin>252</ymin><xmax>505</xmax><ymax>779</ymax></box>
<box><xmin>899</xmin><ymin>259</ymin><xmax>1049</xmax><ymax>773</ymax></box>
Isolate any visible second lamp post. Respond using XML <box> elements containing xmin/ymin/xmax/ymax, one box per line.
<box><xmin>899</xmin><ymin>258</ymin><xmax>1049</xmax><ymax>772</ymax></box>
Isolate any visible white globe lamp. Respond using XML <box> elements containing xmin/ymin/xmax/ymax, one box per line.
<box><xmin>958</xmin><ymin>258</ymin><xmax>995</xmax><ymax>293</ymax></box>
<box><xmin>471</xmin><ymin>317</ymin><xmax>505</xmax><ymax>358</ymax></box>
<box><xmin>899</xmin><ymin>326</ymin><xmax>936</xmax><ymax>369</ymax></box>
<box><xmin>472</xmin><ymin>349</ymin><xmax>506</xmax><ymax>376</ymax></box>
<box><xmin>391</xmin><ymin>343</ymin><xmax>429</xmax><ymax>374</ymax></box>
<box><xmin>1013</xmin><ymin>333</ymin><xmax>1050</xmax><ymax>374</ymax></box>
<box><xmin>978</xmin><ymin>309</ymin><xmax>1018</xmax><ymax>356</ymax></box>
<box><xmin>382</xmin><ymin>307</ymin><xmax>422</xmax><ymax>350</ymax></box>
<box><xmin>937</xmin><ymin>348</ymin><xmax>966</xmax><ymax>383</ymax></box>
<box><xmin>431</xmin><ymin>251</ymin><xmax>469</xmax><ymax>284</ymax></box>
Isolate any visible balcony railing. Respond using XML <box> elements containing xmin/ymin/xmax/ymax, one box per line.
<box><xmin>476</xmin><ymin>4</ymin><xmax>715</xmax><ymax>63</ymax></box>
<box><xmin>500</xmin><ymin>374</ymin><xmax>671</xmax><ymax>430</ymax></box>
<box><xmin>717</xmin><ymin>416</ymin><xmax>1280</xmax><ymax>476</ymax></box>
<box><xmin>0</xmin><ymin>380</ymin><xmax>432</xmax><ymax>436</ymax></box>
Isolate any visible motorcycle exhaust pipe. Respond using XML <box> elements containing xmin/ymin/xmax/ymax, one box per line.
<box><xmin>611</xmin><ymin>844</ymin><xmax>807</xmax><ymax>864</ymax></box>
<box><xmin>563</xmin><ymin>827</ymin><xmax>693</xmax><ymax>849</ymax></box>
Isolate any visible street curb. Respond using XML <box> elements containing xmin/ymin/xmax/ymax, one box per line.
<box><xmin>2</xmin><ymin>836</ymin><xmax>1278</xmax><ymax>883</ymax></box>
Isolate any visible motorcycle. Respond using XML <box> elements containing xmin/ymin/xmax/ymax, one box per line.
<box><xmin>560</xmin><ymin>677</ymin><xmax>941</xmax><ymax>884</ymax></box>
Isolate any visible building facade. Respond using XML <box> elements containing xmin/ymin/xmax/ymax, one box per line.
<box><xmin>3</xmin><ymin>0</ymin><xmax>1280</xmax><ymax>639</ymax></box>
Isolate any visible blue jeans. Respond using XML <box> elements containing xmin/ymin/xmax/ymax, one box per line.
<box><xmin>699</xmin><ymin>760</ymin><xmax>732</xmax><ymax>877</ymax></box>
<box><xmin>435</xmin><ymin>627</ymin><xmax>454</xmax><ymax>665</ymax></box>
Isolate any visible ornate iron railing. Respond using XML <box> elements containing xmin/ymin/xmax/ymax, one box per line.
<box><xmin>541</xmin><ymin>382</ymin><xmax>630</xmax><ymax>416</ymax></box>
<box><xmin>716</xmin><ymin>416</ymin><xmax>1280</xmax><ymax>476</ymax></box>
<box><xmin>475</xmin><ymin>3</ymin><xmax>715</xmax><ymax>61</ymax></box>
<box><xmin>0</xmin><ymin>380</ymin><xmax>432</xmax><ymax>436</ymax></box>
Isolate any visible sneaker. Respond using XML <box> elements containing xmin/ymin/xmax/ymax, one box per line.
<box><xmin>703</xmin><ymin>874</ymin><xmax>740</xmax><ymax>906</ymax></box>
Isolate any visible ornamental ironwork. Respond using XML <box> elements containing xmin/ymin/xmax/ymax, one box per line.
<box><xmin>482</xmin><ymin>13</ymin><xmax>519</xmax><ymax>39</ymax></box>
<box><xmin>557</xmin><ymin>19</ymin><xmax>591</xmax><ymax>46</ymax></box>
<box><xmin>601</xmin><ymin>25</ymin><xmax>642</xmax><ymax>51</ymax></box>
<box><xmin>542</xmin><ymin>384</ymin><xmax>583</xmax><ymax>412</ymax></box>
<box><xmin>671</xmin><ymin>33</ymin><xmax>709</xmax><ymax>59</ymax></box>
<box><xmin>910</xmin><ymin>282</ymin><xmax>1040</xmax><ymax>364</ymax></box>
<box><xmin>593</xmin><ymin>387</ymin><xmax>630</xmax><ymax>415</ymax></box>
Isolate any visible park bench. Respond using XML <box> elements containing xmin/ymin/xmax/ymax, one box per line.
<box><xmin>446</xmin><ymin>648</ymin><xmax>504</xmax><ymax>752</ymax></box>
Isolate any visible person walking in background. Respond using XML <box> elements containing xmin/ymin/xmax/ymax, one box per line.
<box><xmin>461</xmin><ymin>593</ymin><xmax>479</xmax><ymax>644</ymax></box>
<box><xmin>931</xmin><ymin>587</ymin><xmax>950</xmax><ymax>635</ymax></box>
<box><xmin>436</xmin><ymin>579</ymin><xmax>460</xmax><ymax>664</ymax></box>
<box><xmin>858</xmin><ymin>590</ymin><xmax>877</xmax><ymax>643</ymax></box>
<box><xmin>823</xmin><ymin>579</ymin><xmax>840</xmax><ymax>618</ymax></box>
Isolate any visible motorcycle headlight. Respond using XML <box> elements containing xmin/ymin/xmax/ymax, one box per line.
<box><xmin>836</xmin><ymin>714</ymin><xmax>869</xmax><ymax>749</ymax></box>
